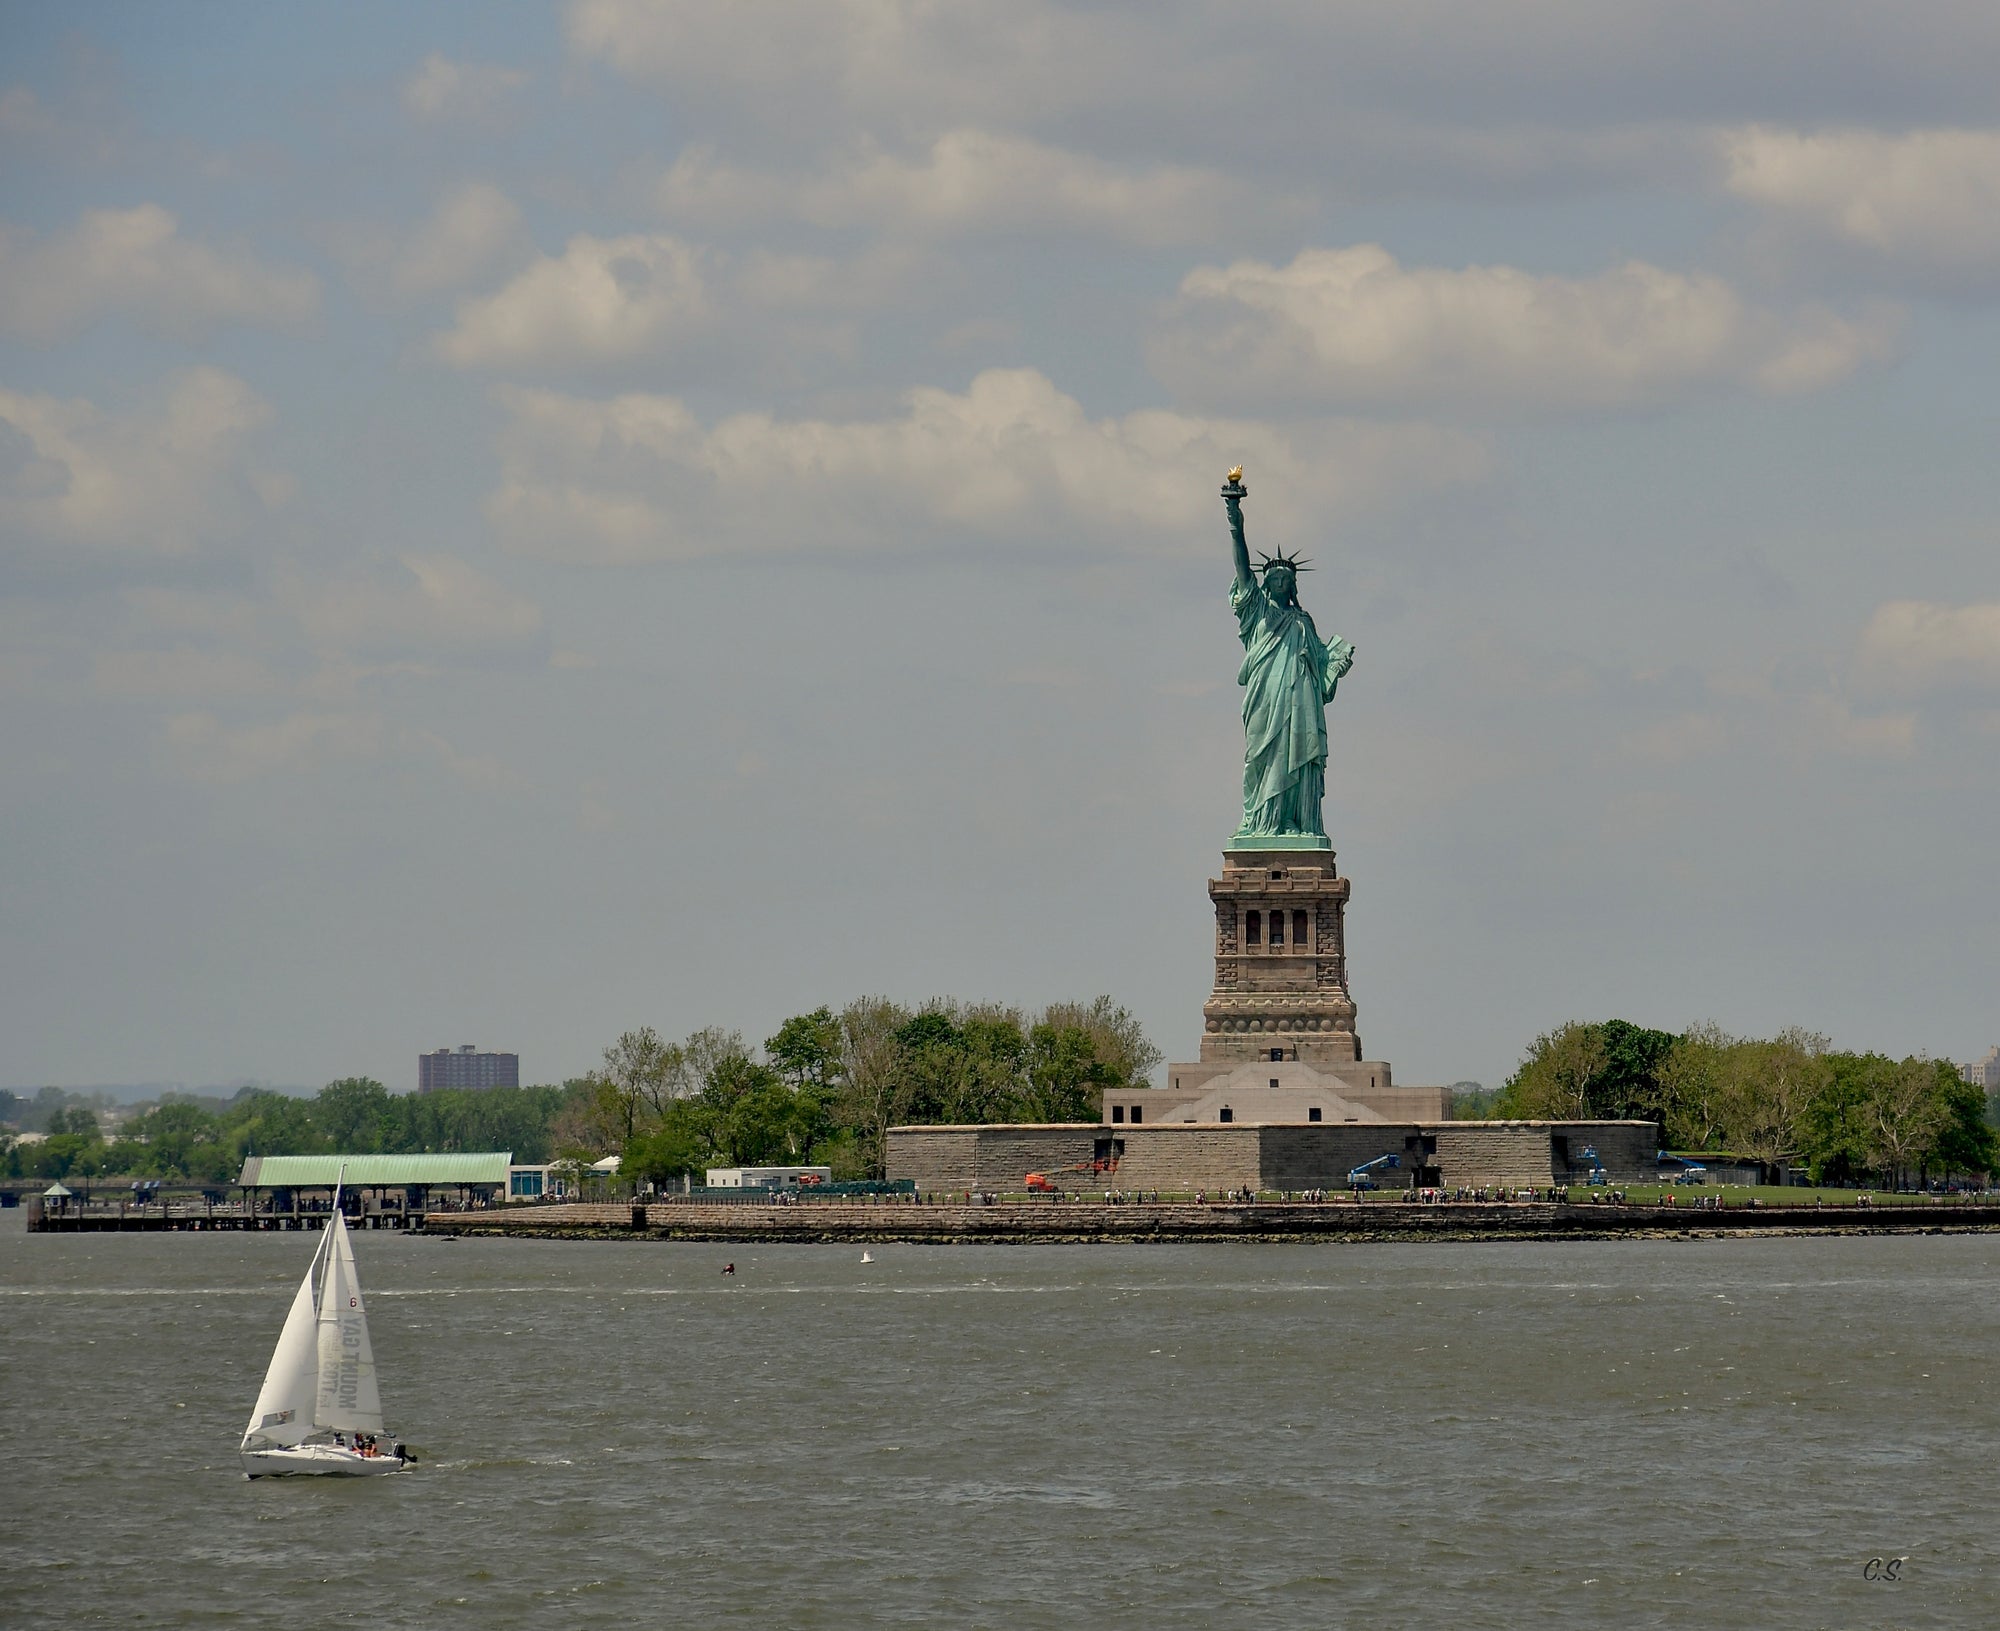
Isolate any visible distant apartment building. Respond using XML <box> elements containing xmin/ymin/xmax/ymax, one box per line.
<box><xmin>418</xmin><ymin>1045</ymin><xmax>520</xmax><ymax>1094</ymax></box>
<box><xmin>1962</xmin><ymin>1046</ymin><xmax>2000</xmax><ymax>1093</ymax></box>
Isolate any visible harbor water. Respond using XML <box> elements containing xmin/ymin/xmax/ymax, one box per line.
<box><xmin>4</xmin><ymin>1215</ymin><xmax>1995</xmax><ymax>1628</ymax></box>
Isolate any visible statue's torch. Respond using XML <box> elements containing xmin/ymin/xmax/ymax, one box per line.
<box><xmin>1221</xmin><ymin>465</ymin><xmax>1246</xmax><ymax>504</ymax></box>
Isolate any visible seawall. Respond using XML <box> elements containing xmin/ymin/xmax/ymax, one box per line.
<box><xmin>418</xmin><ymin>1200</ymin><xmax>2000</xmax><ymax>1245</ymax></box>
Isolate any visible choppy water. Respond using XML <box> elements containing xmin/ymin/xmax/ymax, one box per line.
<box><xmin>3</xmin><ymin>1216</ymin><xmax>1995</xmax><ymax>1628</ymax></box>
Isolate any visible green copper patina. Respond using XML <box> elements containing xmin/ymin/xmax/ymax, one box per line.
<box><xmin>1222</xmin><ymin>471</ymin><xmax>1354</xmax><ymax>850</ymax></box>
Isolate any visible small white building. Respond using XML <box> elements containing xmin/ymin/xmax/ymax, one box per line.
<box><xmin>704</xmin><ymin>1165</ymin><xmax>834</xmax><ymax>1190</ymax></box>
<box><xmin>507</xmin><ymin>1164</ymin><xmax>578</xmax><ymax>1201</ymax></box>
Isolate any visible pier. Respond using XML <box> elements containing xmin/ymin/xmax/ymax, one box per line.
<box><xmin>23</xmin><ymin>1198</ymin><xmax>429</xmax><ymax>1233</ymax></box>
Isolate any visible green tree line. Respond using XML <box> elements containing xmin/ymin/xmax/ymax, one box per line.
<box><xmin>1</xmin><ymin>994</ymin><xmax>1159</xmax><ymax>1185</ymax></box>
<box><xmin>1496</xmin><ymin>1019</ymin><xmax>1996</xmax><ymax>1185</ymax></box>
<box><xmin>1</xmin><ymin>1081</ymin><xmax>582</xmax><ymax>1184</ymax></box>
<box><xmin>579</xmin><ymin>995</ymin><xmax>1161</xmax><ymax>1184</ymax></box>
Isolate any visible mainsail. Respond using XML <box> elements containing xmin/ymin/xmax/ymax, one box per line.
<box><xmin>313</xmin><ymin>1211</ymin><xmax>384</xmax><ymax>1434</ymax></box>
<box><xmin>242</xmin><ymin>1229</ymin><xmax>329</xmax><ymax>1448</ymax></box>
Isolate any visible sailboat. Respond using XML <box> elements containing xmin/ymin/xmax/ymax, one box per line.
<box><xmin>239</xmin><ymin>1199</ymin><xmax>408</xmax><ymax>1478</ymax></box>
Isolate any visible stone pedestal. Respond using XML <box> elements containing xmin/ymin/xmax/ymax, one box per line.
<box><xmin>1204</xmin><ymin>846</ymin><xmax>1366</xmax><ymax>1069</ymax></box>
<box><xmin>1153</xmin><ymin>845</ymin><xmax>1400</xmax><ymax>1114</ymax></box>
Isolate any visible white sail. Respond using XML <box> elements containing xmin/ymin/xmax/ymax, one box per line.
<box><xmin>242</xmin><ymin>1230</ymin><xmax>328</xmax><ymax>1448</ymax></box>
<box><xmin>313</xmin><ymin>1212</ymin><xmax>385</xmax><ymax>1435</ymax></box>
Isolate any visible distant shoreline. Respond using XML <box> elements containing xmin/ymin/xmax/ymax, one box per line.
<box><xmin>417</xmin><ymin>1200</ymin><xmax>2000</xmax><ymax>1245</ymax></box>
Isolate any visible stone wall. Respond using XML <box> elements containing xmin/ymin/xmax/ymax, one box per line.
<box><xmin>1115</xmin><ymin>1126</ymin><xmax>1263</xmax><ymax>1192</ymax></box>
<box><xmin>1431</xmin><ymin>1123</ymin><xmax>1559</xmax><ymax>1187</ymax></box>
<box><xmin>886</xmin><ymin>1125</ymin><xmax>1108</xmax><ymax>1192</ymax></box>
<box><xmin>886</xmin><ymin>1119</ymin><xmax>1662</xmax><ymax>1193</ymax></box>
<box><xmin>1257</xmin><ymin>1126</ymin><xmax>1415</xmax><ymax>1190</ymax></box>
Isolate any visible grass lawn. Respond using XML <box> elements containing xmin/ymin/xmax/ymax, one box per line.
<box><xmin>1560</xmin><ymin>1182</ymin><xmax>1989</xmax><ymax>1207</ymax></box>
<box><xmin>991</xmin><ymin>1185</ymin><xmax>1993</xmax><ymax>1207</ymax></box>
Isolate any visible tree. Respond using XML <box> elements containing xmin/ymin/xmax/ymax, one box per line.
<box><xmin>624</xmin><ymin>1101</ymin><xmax>712</xmax><ymax>1185</ymax></box>
<box><xmin>1716</xmin><ymin>1028</ymin><xmax>1829</xmax><ymax>1176</ymax></box>
<box><xmin>1036</xmin><ymin>997</ymin><xmax>1162</xmax><ymax>1089</ymax></box>
<box><xmin>767</xmin><ymin>1007</ymin><xmax>845</xmax><ymax>1095</ymax></box>
<box><xmin>48</xmin><ymin>1105</ymin><xmax>100</xmax><ymax>1138</ymax></box>
<box><xmin>593</xmin><ymin>1027</ymin><xmax>681</xmax><ymax>1145</ymax></box>
<box><xmin>1497</xmin><ymin>1023</ymin><xmax>1609</xmax><ymax>1119</ymax></box>
<box><xmin>893</xmin><ymin>1007</ymin><xmax>1027</xmax><ymax>1126</ymax></box>
<box><xmin>1021</xmin><ymin>1023</ymin><xmax>1114</xmax><ymax>1122</ymax></box>
<box><xmin>1865</xmin><ymin>1056</ymin><xmax>1949</xmax><ymax>1187</ymax></box>
<box><xmin>314</xmin><ymin>1079</ymin><xmax>393</xmax><ymax>1151</ymax></box>
<box><xmin>1658</xmin><ymin>1022</ymin><xmax>1732</xmax><ymax>1150</ymax></box>
<box><xmin>1591</xmin><ymin>1019</ymin><xmax>1679</xmax><ymax>1120</ymax></box>
<box><xmin>836</xmin><ymin>996</ymin><xmax>914</xmax><ymax>1177</ymax></box>
<box><xmin>696</xmin><ymin>1042</ymin><xmax>795</xmax><ymax>1165</ymax></box>
<box><xmin>1930</xmin><ymin>1061</ymin><xmax>1996</xmax><ymax>1178</ymax></box>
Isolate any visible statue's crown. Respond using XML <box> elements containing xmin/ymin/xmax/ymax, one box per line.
<box><xmin>1257</xmin><ymin>550</ymin><xmax>1311</xmax><ymax>575</ymax></box>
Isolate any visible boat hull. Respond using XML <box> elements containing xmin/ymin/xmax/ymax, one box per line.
<box><xmin>240</xmin><ymin>1444</ymin><xmax>405</xmax><ymax>1478</ymax></box>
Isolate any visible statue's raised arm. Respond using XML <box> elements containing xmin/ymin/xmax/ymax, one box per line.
<box><xmin>1222</xmin><ymin>466</ymin><xmax>1254</xmax><ymax>595</ymax></box>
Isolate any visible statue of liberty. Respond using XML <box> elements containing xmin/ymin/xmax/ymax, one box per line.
<box><xmin>1221</xmin><ymin>468</ymin><xmax>1354</xmax><ymax>847</ymax></box>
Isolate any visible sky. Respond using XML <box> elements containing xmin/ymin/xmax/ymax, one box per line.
<box><xmin>3</xmin><ymin>1</ymin><xmax>1998</xmax><ymax>1096</ymax></box>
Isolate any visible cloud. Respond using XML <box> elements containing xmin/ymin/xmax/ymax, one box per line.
<box><xmin>1723</xmin><ymin>126</ymin><xmax>2000</xmax><ymax>290</ymax></box>
<box><xmin>394</xmin><ymin>183</ymin><xmax>527</xmax><ymax>296</ymax></box>
<box><xmin>0</xmin><ymin>368</ymin><xmax>287</xmax><ymax>553</ymax></box>
<box><xmin>285</xmin><ymin>555</ymin><xmax>547</xmax><ymax>666</ymax></box>
<box><xmin>484</xmin><ymin>366</ymin><xmax>1488</xmax><ymax>564</ymax></box>
<box><xmin>93</xmin><ymin>646</ymin><xmax>277</xmax><ymax>700</ymax></box>
<box><xmin>435</xmin><ymin>231</ymin><xmax>709</xmax><ymax>367</ymax></box>
<box><xmin>432</xmin><ymin>230</ymin><xmax>913</xmax><ymax>368</ymax></box>
<box><xmin>658</xmin><ymin>130</ymin><xmax>1286</xmax><ymax>245</ymax></box>
<box><xmin>1150</xmin><ymin>244</ymin><xmax>1899</xmax><ymax>413</ymax></box>
<box><xmin>571</xmin><ymin>1</ymin><xmax>2000</xmax><ymax>190</ymax></box>
<box><xmin>1855</xmin><ymin>599</ymin><xmax>2000</xmax><ymax>698</ymax></box>
<box><xmin>1618</xmin><ymin>692</ymin><xmax>1915</xmax><ymax>765</ymax></box>
<box><xmin>162</xmin><ymin>709</ymin><xmax>384</xmax><ymax>782</ymax></box>
<box><xmin>160</xmin><ymin>707</ymin><xmax>509</xmax><ymax>787</ymax></box>
<box><xmin>0</xmin><ymin>205</ymin><xmax>318</xmax><ymax>342</ymax></box>
<box><xmin>348</xmin><ymin>182</ymin><xmax>529</xmax><ymax>298</ymax></box>
<box><xmin>402</xmin><ymin>53</ymin><xmax>528</xmax><ymax>122</ymax></box>
<box><xmin>0</xmin><ymin>85</ymin><xmax>55</xmax><ymax>138</ymax></box>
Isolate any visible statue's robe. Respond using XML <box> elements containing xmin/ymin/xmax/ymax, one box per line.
<box><xmin>1231</xmin><ymin>575</ymin><xmax>1353</xmax><ymax>838</ymax></box>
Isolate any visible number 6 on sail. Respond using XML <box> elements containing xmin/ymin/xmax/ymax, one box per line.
<box><xmin>240</xmin><ymin>1190</ymin><xmax>411</xmax><ymax>1478</ymax></box>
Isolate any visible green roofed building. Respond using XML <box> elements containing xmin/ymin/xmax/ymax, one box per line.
<box><xmin>238</xmin><ymin>1153</ymin><xmax>511</xmax><ymax>1189</ymax></box>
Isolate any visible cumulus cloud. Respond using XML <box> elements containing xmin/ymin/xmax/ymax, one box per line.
<box><xmin>570</xmin><ymin>1</ymin><xmax>2000</xmax><ymax>192</ymax></box>
<box><xmin>1855</xmin><ymin>599</ymin><xmax>2000</xmax><ymax>699</ymax></box>
<box><xmin>0</xmin><ymin>368</ymin><xmax>287</xmax><ymax>553</ymax></box>
<box><xmin>356</xmin><ymin>182</ymin><xmax>529</xmax><ymax>297</ymax></box>
<box><xmin>1150</xmin><ymin>244</ymin><xmax>1899</xmax><ymax>412</ymax></box>
<box><xmin>483</xmin><ymin>366</ymin><xmax>1488</xmax><ymax>564</ymax></box>
<box><xmin>285</xmin><ymin>555</ymin><xmax>547</xmax><ymax>666</ymax></box>
<box><xmin>396</xmin><ymin>183</ymin><xmax>527</xmax><ymax>295</ymax></box>
<box><xmin>162</xmin><ymin>709</ymin><xmax>384</xmax><ymax>782</ymax></box>
<box><xmin>93</xmin><ymin>646</ymin><xmax>276</xmax><ymax>700</ymax></box>
<box><xmin>435</xmin><ymin>231</ymin><xmax>709</xmax><ymax>367</ymax></box>
<box><xmin>433</xmin><ymin>230</ymin><xmax>913</xmax><ymax>367</ymax></box>
<box><xmin>1618</xmin><ymin>691</ymin><xmax>1916</xmax><ymax>765</ymax></box>
<box><xmin>658</xmin><ymin>130</ymin><xmax>1284</xmax><ymax>244</ymax></box>
<box><xmin>0</xmin><ymin>86</ymin><xmax>55</xmax><ymax>138</ymax></box>
<box><xmin>160</xmin><ymin>707</ymin><xmax>509</xmax><ymax>786</ymax></box>
<box><xmin>0</xmin><ymin>204</ymin><xmax>318</xmax><ymax>342</ymax></box>
<box><xmin>1724</xmin><ymin>126</ymin><xmax>2000</xmax><ymax>289</ymax></box>
<box><xmin>402</xmin><ymin>53</ymin><xmax>528</xmax><ymax>121</ymax></box>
